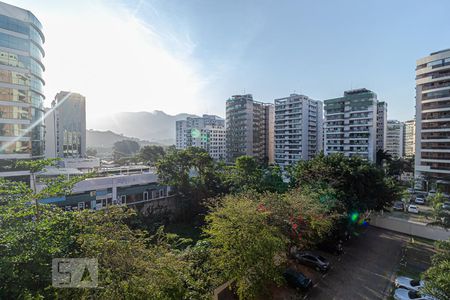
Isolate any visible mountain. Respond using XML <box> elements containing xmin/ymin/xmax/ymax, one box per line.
<box><xmin>86</xmin><ymin>129</ymin><xmax>156</xmax><ymax>148</ymax></box>
<box><xmin>88</xmin><ymin>111</ymin><xmax>198</xmax><ymax>145</ymax></box>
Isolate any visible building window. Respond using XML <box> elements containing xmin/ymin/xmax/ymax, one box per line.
<box><xmin>143</xmin><ymin>192</ymin><xmax>148</xmax><ymax>200</ymax></box>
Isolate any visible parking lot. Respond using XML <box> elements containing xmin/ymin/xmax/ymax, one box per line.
<box><xmin>270</xmin><ymin>227</ymin><xmax>410</xmax><ymax>300</ymax></box>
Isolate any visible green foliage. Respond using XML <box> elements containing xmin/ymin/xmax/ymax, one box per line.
<box><xmin>428</xmin><ymin>193</ymin><xmax>450</xmax><ymax>229</ymax></box>
<box><xmin>422</xmin><ymin>239</ymin><xmax>450</xmax><ymax>300</ymax></box>
<box><xmin>113</xmin><ymin>140</ymin><xmax>140</xmax><ymax>161</ymax></box>
<box><xmin>259</xmin><ymin>188</ymin><xmax>341</xmax><ymax>250</ymax></box>
<box><xmin>15</xmin><ymin>158</ymin><xmax>60</xmax><ymax>173</ymax></box>
<box><xmin>157</xmin><ymin>147</ymin><xmax>227</xmax><ymax>200</ymax></box>
<box><xmin>204</xmin><ymin>194</ymin><xmax>286</xmax><ymax>299</ymax></box>
<box><xmin>289</xmin><ymin>153</ymin><xmax>401</xmax><ymax>213</ymax></box>
<box><xmin>138</xmin><ymin>145</ymin><xmax>165</xmax><ymax>165</ymax></box>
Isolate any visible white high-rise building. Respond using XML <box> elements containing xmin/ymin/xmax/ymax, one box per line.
<box><xmin>274</xmin><ymin>94</ymin><xmax>323</xmax><ymax>168</ymax></box>
<box><xmin>415</xmin><ymin>49</ymin><xmax>450</xmax><ymax>190</ymax></box>
<box><xmin>176</xmin><ymin>114</ymin><xmax>226</xmax><ymax>161</ymax></box>
<box><xmin>324</xmin><ymin>89</ymin><xmax>383</xmax><ymax>162</ymax></box>
<box><xmin>404</xmin><ymin>119</ymin><xmax>415</xmax><ymax>158</ymax></box>
<box><xmin>386</xmin><ymin>120</ymin><xmax>404</xmax><ymax>159</ymax></box>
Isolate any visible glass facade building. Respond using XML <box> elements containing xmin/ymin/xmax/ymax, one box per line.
<box><xmin>0</xmin><ymin>3</ymin><xmax>45</xmax><ymax>175</ymax></box>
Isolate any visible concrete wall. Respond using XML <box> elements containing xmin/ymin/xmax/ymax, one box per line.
<box><xmin>370</xmin><ymin>214</ymin><xmax>450</xmax><ymax>241</ymax></box>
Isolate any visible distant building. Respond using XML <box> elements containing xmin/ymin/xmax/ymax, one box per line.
<box><xmin>324</xmin><ymin>89</ymin><xmax>383</xmax><ymax>162</ymax></box>
<box><xmin>376</xmin><ymin>102</ymin><xmax>387</xmax><ymax>151</ymax></box>
<box><xmin>0</xmin><ymin>2</ymin><xmax>45</xmax><ymax>180</ymax></box>
<box><xmin>415</xmin><ymin>49</ymin><xmax>450</xmax><ymax>190</ymax></box>
<box><xmin>274</xmin><ymin>94</ymin><xmax>323</xmax><ymax>168</ymax></box>
<box><xmin>45</xmin><ymin>92</ymin><xmax>86</xmax><ymax>159</ymax></box>
<box><xmin>175</xmin><ymin>114</ymin><xmax>226</xmax><ymax>160</ymax></box>
<box><xmin>403</xmin><ymin>119</ymin><xmax>415</xmax><ymax>158</ymax></box>
<box><xmin>386</xmin><ymin>120</ymin><xmax>404</xmax><ymax>159</ymax></box>
<box><xmin>226</xmin><ymin>94</ymin><xmax>274</xmax><ymax>163</ymax></box>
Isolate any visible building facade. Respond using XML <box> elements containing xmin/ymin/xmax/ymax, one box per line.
<box><xmin>404</xmin><ymin>119</ymin><xmax>415</xmax><ymax>158</ymax></box>
<box><xmin>0</xmin><ymin>2</ymin><xmax>45</xmax><ymax>179</ymax></box>
<box><xmin>45</xmin><ymin>92</ymin><xmax>86</xmax><ymax>159</ymax></box>
<box><xmin>324</xmin><ymin>89</ymin><xmax>381</xmax><ymax>162</ymax></box>
<box><xmin>226</xmin><ymin>94</ymin><xmax>274</xmax><ymax>163</ymax></box>
<box><xmin>274</xmin><ymin>94</ymin><xmax>323</xmax><ymax>168</ymax></box>
<box><xmin>415</xmin><ymin>49</ymin><xmax>450</xmax><ymax>189</ymax></box>
<box><xmin>386</xmin><ymin>120</ymin><xmax>404</xmax><ymax>159</ymax></box>
<box><xmin>175</xmin><ymin>114</ymin><xmax>226</xmax><ymax>160</ymax></box>
<box><xmin>376</xmin><ymin>102</ymin><xmax>387</xmax><ymax>151</ymax></box>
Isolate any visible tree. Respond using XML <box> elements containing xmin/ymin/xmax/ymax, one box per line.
<box><xmin>259</xmin><ymin>188</ymin><xmax>341</xmax><ymax>250</ymax></box>
<box><xmin>157</xmin><ymin>147</ymin><xmax>227</xmax><ymax>219</ymax></box>
<box><xmin>290</xmin><ymin>153</ymin><xmax>400</xmax><ymax>212</ymax></box>
<box><xmin>421</xmin><ymin>239</ymin><xmax>450</xmax><ymax>300</ymax></box>
<box><xmin>428</xmin><ymin>193</ymin><xmax>450</xmax><ymax>229</ymax></box>
<box><xmin>113</xmin><ymin>140</ymin><xmax>140</xmax><ymax>161</ymax></box>
<box><xmin>139</xmin><ymin>145</ymin><xmax>165</xmax><ymax>165</ymax></box>
<box><xmin>204</xmin><ymin>194</ymin><xmax>286</xmax><ymax>299</ymax></box>
<box><xmin>86</xmin><ymin>147</ymin><xmax>97</xmax><ymax>157</ymax></box>
<box><xmin>376</xmin><ymin>149</ymin><xmax>392</xmax><ymax>167</ymax></box>
<box><xmin>0</xmin><ymin>174</ymin><xmax>82</xmax><ymax>299</ymax></box>
<box><xmin>0</xmin><ymin>174</ymin><xmax>198</xmax><ymax>299</ymax></box>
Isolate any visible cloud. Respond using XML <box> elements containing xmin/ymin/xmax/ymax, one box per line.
<box><xmin>12</xmin><ymin>0</ymin><xmax>207</xmax><ymax>126</ymax></box>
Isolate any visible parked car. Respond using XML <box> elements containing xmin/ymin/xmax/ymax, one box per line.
<box><xmin>393</xmin><ymin>201</ymin><xmax>405</xmax><ymax>211</ymax></box>
<box><xmin>428</xmin><ymin>190</ymin><xmax>436</xmax><ymax>197</ymax></box>
<box><xmin>408</xmin><ymin>205</ymin><xmax>419</xmax><ymax>214</ymax></box>
<box><xmin>441</xmin><ymin>202</ymin><xmax>450</xmax><ymax>210</ymax></box>
<box><xmin>407</xmin><ymin>188</ymin><xmax>415</xmax><ymax>194</ymax></box>
<box><xmin>394</xmin><ymin>276</ymin><xmax>424</xmax><ymax>292</ymax></box>
<box><xmin>283</xmin><ymin>268</ymin><xmax>312</xmax><ymax>290</ymax></box>
<box><xmin>292</xmin><ymin>251</ymin><xmax>330</xmax><ymax>272</ymax></box>
<box><xmin>415</xmin><ymin>197</ymin><xmax>425</xmax><ymax>205</ymax></box>
<box><xmin>394</xmin><ymin>288</ymin><xmax>437</xmax><ymax>300</ymax></box>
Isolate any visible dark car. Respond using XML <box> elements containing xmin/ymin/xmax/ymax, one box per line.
<box><xmin>393</xmin><ymin>201</ymin><xmax>405</xmax><ymax>211</ymax></box>
<box><xmin>293</xmin><ymin>251</ymin><xmax>330</xmax><ymax>272</ymax></box>
<box><xmin>283</xmin><ymin>268</ymin><xmax>313</xmax><ymax>290</ymax></box>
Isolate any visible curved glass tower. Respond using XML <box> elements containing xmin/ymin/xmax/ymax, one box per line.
<box><xmin>0</xmin><ymin>2</ymin><xmax>45</xmax><ymax>177</ymax></box>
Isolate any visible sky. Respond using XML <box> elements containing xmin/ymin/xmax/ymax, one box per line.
<box><xmin>9</xmin><ymin>0</ymin><xmax>450</xmax><ymax>126</ymax></box>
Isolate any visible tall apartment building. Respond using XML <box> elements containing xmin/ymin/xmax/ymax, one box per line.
<box><xmin>386</xmin><ymin>120</ymin><xmax>404</xmax><ymax>159</ymax></box>
<box><xmin>226</xmin><ymin>94</ymin><xmax>274</xmax><ymax>163</ymax></box>
<box><xmin>376</xmin><ymin>102</ymin><xmax>387</xmax><ymax>151</ymax></box>
<box><xmin>0</xmin><ymin>2</ymin><xmax>45</xmax><ymax>180</ymax></box>
<box><xmin>274</xmin><ymin>94</ymin><xmax>323</xmax><ymax>168</ymax></box>
<box><xmin>324</xmin><ymin>89</ymin><xmax>382</xmax><ymax>162</ymax></box>
<box><xmin>404</xmin><ymin>119</ymin><xmax>415</xmax><ymax>158</ymax></box>
<box><xmin>45</xmin><ymin>92</ymin><xmax>86</xmax><ymax>159</ymax></box>
<box><xmin>175</xmin><ymin>114</ymin><xmax>226</xmax><ymax>161</ymax></box>
<box><xmin>415</xmin><ymin>49</ymin><xmax>450</xmax><ymax>189</ymax></box>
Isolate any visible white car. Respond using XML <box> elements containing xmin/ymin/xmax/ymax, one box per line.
<box><xmin>394</xmin><ymin>288</ymin><xmax>436</xmax><ymax>300</ymax></box>
<box><xmin>408</xmin><ymin>205</ymin><xmax>419</xmax><ymax>214</ymax></box>
<box><xmin>395</xmin><ymin>276</ymin><xmax>424</xmax><ymax>292</ymax></box>
<box><xmin>415</xmin><ymin>197</ymin><xmax>425</xmax><ymax>205</ymax></box>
